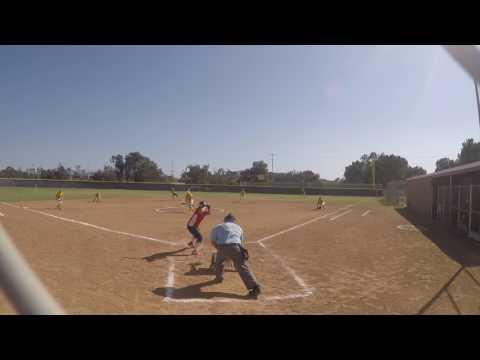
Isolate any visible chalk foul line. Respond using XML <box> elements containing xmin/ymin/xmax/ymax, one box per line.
<box><xmin>255</xmin><ymin>205</ymin><xmax>353</xmax><ymax>244</ymax></box>
<box><xmin>2</xmin><ymin>202</ymin><xmax>19</xmax><ymax>208</ymax></box>
<box><xmin>2</xmin><ymin>202</ymin><xmax>179</xmax><ymax>246</ymax></box>
<box><xmin>155</xmin><ymin>206</ymin><xmax>225</xmax><ymax>214</ymax></box>
<box><xmin>258</xmin><ymin>241</ymin><xmax>313</xmax><ymax>296</ymax></box>
<box><xmin>329</xmin><ymin>209</ymin><xmax>353</xmax><ymax>221</ymax></box>
<box><xmin>155</xmin><ymin>206</ymin><xmax>181</xmax><ymax>212</ymax></box>
<box><xmin>361</xmin><ymin>210</ymin><xmax>371</xmax><ymax>217</ymax></box>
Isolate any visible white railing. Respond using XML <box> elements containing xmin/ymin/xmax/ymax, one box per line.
<box><xmin>0</xmin><ymin>225</ymin><xmax>65</xmax><ymax>315</ymax></box>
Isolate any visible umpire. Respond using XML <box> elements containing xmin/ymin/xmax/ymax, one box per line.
<box><xmin>210</xmin><ymin>213</ymin><xmax>261</xmax><ymax>299</ymax></box>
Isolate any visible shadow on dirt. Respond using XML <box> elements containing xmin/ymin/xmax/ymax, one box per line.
<box><xmin>185</xmin><ymin>266</ymin><xmax>214</xmax><ymax>276</ymax></box>
<box><xmin>184</xmin><ymin>264</ymin><xmax>236</xmax><ymax>276</ymax></box>
<box><xmin>396</xmin><ymin>208</ymin><xmax>480</xmax><ymax>268</ymax></box>
<box><xmin>143</xmin><ymin>247</ymin><xmax>190</xmax><ymax>262</ymax></box>
<box><xmin>396</xmin><ymin>208</ymin><xmax>480</xmax><ymax>314</ymax></box>
<box><xmin>152</xmin><ymin>279</ymin><xmax>251</xmax><ymax>300</ymax></box>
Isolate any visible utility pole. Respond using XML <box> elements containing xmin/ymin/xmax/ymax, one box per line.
<box><xmin>171</xmin><ymin>160</ymin><xmax>174</xmax><ymax>180</ymax></box>
<box><xmin>269</xmin><ymin>153</ymin><xmax>276</xmax><ymax>184</ymax></box>
<box><xmin>372</xmin><ymin>160</ymin><xmax>375</xmax><ymax>189</ymax></box>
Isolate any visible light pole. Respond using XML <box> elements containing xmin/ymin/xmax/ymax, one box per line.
<box><xmin>269</xmin><ymin>153</ymin><xmax>276</xmax><ymax>184</ymax></box>
<box><xmin>370</xmin><ymin>158</ymin><xmax>376</xmax><ymax>190</ymax></box>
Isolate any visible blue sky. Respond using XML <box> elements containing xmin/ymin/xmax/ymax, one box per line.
<box><xmin>0</xmin><ymin>45</ymin><xmax>478</xmax><ymax>179</ymax></box>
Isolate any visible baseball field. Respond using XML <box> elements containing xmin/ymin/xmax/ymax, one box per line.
<box><xmin>1</xmin><ymin>186</ymin><xmax>480</xmax><ymax>314</ymax></box>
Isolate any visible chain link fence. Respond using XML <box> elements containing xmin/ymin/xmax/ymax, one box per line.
<box><xmin>384</xmin><ymin>180</ymin><xmax>406</xmax><ymax>207</ymax></box>
<box><xmin>433</xmin><ymin>184</ymin><xmax>480</xmax><ymax>242</ymax></box>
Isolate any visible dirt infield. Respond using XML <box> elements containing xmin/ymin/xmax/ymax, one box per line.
<box><xmin>1</xmin><ymin>195</ymin><xmax>480</xmax><ymax>314</ymax></box>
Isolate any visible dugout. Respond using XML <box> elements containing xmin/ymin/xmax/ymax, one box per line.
<box><xmin>406</xmin><ymin>160</ymin><xmax>480</xmax><ymax>242</ymax></box>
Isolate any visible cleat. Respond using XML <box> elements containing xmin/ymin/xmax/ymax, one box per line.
<box><xmin>247</xmin><ymin>286</ymin><xmax>261</xmax><ymax>299</ymax></box>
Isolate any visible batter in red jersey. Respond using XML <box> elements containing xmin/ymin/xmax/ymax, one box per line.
<box><xmin>187</xmin><ymin>201</ymin><xmax>211</xmax><ymax>255</ymax></box>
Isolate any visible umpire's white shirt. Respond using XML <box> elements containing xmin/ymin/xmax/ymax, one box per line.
<box><xmin>211</xmin><ymin>222</ymin><xmax>244</xmax><ymax>246</ymax></box>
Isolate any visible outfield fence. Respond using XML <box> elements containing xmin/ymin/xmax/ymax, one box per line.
<box><xmin>0</xmin><ymin>178</ymin><xmax>383</xmax><ymax>197</ymax></box>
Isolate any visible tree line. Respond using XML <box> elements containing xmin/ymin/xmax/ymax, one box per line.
<box><xmin>435</xmin><ymin>138</ymin><xmax>480</xmax><ymax>172</ymax></box>
<box><xmin>177</xmin><ymin>161</ymin><xmax>324</xmax><ymax>186</ymax></box>
<box><xmin>0</xmin><ymin>152</ymin><xmax>173</xmax><ymax>183</ymax></box>
<box><xmin>0</xmin><ymin>164</ymin><xmax>87</xmax><ymax>181</ymax></box>
<box><xmin>0</xmin><ymin>153</ymin><xmax>326</xmax><ymax>186</ymax></box>
<box><xmin>0</xmin><ymin>151</ymin><xmax>424</xmax><ymax>187</ymax></box>
<box><xmin>342</xmin><ymin>137</ymin><xmax>480</xmax><ymax>187</ymax></box>
<box><xmin>343</xmin><ymin>153</ymin><xmax>427</xmax><ymax>186</ymax></box>
<box><xmin>5</xmin><ymin>139</ymin><xmax>478</xmax><ymax>186</ymax></box>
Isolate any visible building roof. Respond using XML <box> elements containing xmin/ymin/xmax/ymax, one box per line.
<box><xmin>407</xmin><ymin>160</ymin><xmax>480</xmax><ymax>181</ymax></box>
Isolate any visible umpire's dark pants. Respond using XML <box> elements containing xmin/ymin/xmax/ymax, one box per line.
<box><xmin>214</xmin><ymin>244</ymin><xmax>260</xmax><ymax>290</ymax></box>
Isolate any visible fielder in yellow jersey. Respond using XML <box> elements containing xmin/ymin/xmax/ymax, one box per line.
<box><xmin>316</xmin><ymin>196</ymin><xmax>326</xmax><ymax>210</ymax></box>
<box><xmin>240</xmin><ymin>188</ymin><xmax>246</xmax><ymax>200</ymax></box>
<box><xmin>185</xmin><ymin>189</ymin><xmax>194</xmax><ymax>210</ymax></box>
<box><xmin>171</xmin><ymin>187</ymin><xmax>178</xmax><ymax>199</ymax></box>
<box><xmin>93</xmin><ymin>192</ymin><xmax>101</xmax><ymax>203</ymax></box>
<box><xmin>56</xmin><ymin>189</ymin><xmax>64</xmax><ymax>210</ymax></box>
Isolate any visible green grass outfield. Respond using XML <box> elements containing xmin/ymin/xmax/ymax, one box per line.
<box><xmin>0</xmin><ymin>186</ymin><xmax>385</xmax><ymax>207</ymax></box>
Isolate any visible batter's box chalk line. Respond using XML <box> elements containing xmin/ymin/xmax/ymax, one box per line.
<box><xmin>163</xmin><ymin>255</ymin><xmax>313</xmax><ymax>303</ymax></box>
<box><xmin>161</xmin><ymin>206</ymin><xmax>357</xmax><ymax>303</ymax></box>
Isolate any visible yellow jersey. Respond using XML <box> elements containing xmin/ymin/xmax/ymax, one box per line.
<box><xmin>185</xmin><ymin>191</ymin><xmax>193</xmax><ymax>202</ymax></box>
<box><xmin>56</xmin><ymin>191</ymin><xmax>64</xmax><ymax>200</ymax></box>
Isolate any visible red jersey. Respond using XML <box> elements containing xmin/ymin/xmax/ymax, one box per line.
<box><xmin>187</xmin><ymin>206</ymin><xmax>210</xmax><ymax>228</ymax></box>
